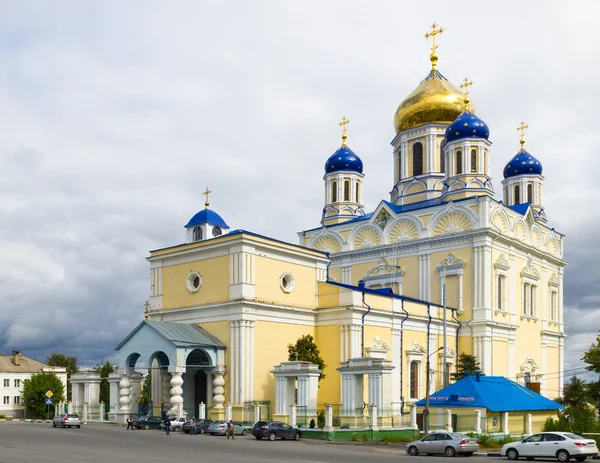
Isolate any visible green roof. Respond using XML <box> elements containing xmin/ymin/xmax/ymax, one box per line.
<box><xmin>115</xmin><ymin>321</ymin><xmax>225</xmax><ymax>350</ymax></box>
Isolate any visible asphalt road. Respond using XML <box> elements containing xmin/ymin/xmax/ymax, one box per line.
<box><xmin>0</xmin><ymin>421</ymin><xmax>510</xmax><ymax>463</ymax></box>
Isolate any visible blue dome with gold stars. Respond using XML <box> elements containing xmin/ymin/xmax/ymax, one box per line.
<box><xmin>325</xmin><ymin>145</ymin><xmax>363</xmax><ymax>174</ymax></box>
<box><xmin>445</xmin><ymin>110</ymin><xmax>490</xmax><ymax>142</ymax></box>
<box><xmin>503</xmin><ymin>150</ymin><xmax>543</xmax><ymax>178</ymax></box>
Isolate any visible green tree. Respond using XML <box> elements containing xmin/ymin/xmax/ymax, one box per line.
<box><xmin>287</xmin><ymin>334</ymin><xmax>326</xmax><ymax>381</ymax></box>
<box><xmin>451</xmin><ymin>353</ymin><xmax>483</xmax><ymax>381</ymax></box>
<box><xmin>46</xmin><ymin>353</ymin><xmax>78</xmax><ymax>400</ymax></box>
<box><xmin>93</xmin><ymin>361</ymin><xmax>115</xmax><ymax>406</ymax></box>
<box><xmin>546</xmin><ymin>376</ymin><xmax>600</xmax><ymax>434</ymax></box>
<box><xmin>22</xmin><ymin>371</ymin><xmax>65</xmax><ymax>419</ymax></box>
<box><xmin>582</xmin><ymin>332</ymin><xmax>600</xmax><ymax>374</ymax></box>
<box><xmin>139</xmin><ymin>373</ymin><xmax>152</xmax><ymax>415</ymax></box>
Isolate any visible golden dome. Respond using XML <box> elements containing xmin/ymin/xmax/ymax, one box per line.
<box><xmin>393</xmin><ymin>69</ymin><xmax>471</xmax><ymax>134</ymax></box>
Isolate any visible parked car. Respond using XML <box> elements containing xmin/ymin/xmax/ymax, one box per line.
<box><xmin>183</xmin><ymin>419</ymin><xmax>212</xmax><ymax>434</ymax></box>
<box><xmin>208</xmin><ymin>420</ymin><xmax>248</xmax><ymax>436</ymax></box>
<box><xmin>501</xmin><ymin>432</ymin><xmax>598</xmax><ymax>462</ymax></box>
<box><xmin>158</xmin><ymin>417</ymin><xmax>187</xmax><ymax>431</ymax></box>
<box><xmin>52</xmin><ymin>413</ymin><xmax>81</xmax><ymax>429</ymax></box>
<box><xmin>133</xmin><ymin>415</ymin><xmax>163</xmax><ymax>430</ymax></box>
<box><xmin>406</xmin><ymin>432</ymin><xmax>479</xmax><ymax>457</ymax></box>
<box><xmin>252</xmin><ymin>421</ymin><xmax>302</xmax><ymax>441</ymax></box>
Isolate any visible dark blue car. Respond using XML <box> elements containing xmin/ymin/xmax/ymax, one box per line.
<box><xmin>252</xmin><ymin>421</ymin><xmax>302</xmax><ymax>441</ymax></box>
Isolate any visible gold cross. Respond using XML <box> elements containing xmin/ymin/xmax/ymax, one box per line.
<box><xmin>425</xmin><ymin>22</ymin><xmax>444</xmax><ymax>69</ymax></box>
<box><xmin>144</xmin><ymin>301</ymin><xmax>150</xmax><ymax>321</ymax></box>
<box><xmin>339</xmin><ymin>116</ymin><xmax>350</xmax><ymax>145</ymax></box>
<box><xmin>517</xmin><ymin>121</ymin><xmax>529</xmax><ymax>150</ymax></box>
<box><xmin>203</xmin><ymin>186</ymin><xmax>212</xmax><ymax>209</ymax></box>
<box><xmin>460</xmin><ymin>77</ymin><xmax>474</xmax><ymax>109</ymax></box>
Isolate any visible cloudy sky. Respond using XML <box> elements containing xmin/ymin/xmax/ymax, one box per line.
<box><xmin>1</xmin><ymin>1</ymin><xmax>599</xmax><ymax>380</ymax></box>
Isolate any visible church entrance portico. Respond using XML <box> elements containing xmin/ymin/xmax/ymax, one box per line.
<box><xmin>114</xmin><ymin>320</ymin><xmax>226</xmax><ymax>424</ymax></box>
<box><xmin>272</xmin><ymin>361</ymin><xmax>321</xmax><ymax>425</ymax></box>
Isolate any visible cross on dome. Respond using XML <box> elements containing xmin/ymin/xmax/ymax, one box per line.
<box><xmin>425</xmin><ymin>22</ymin><xmax>445</xmax><ymax>69</ymax></box>
<box><xmin>460</xmin><ymin>77</ymin><xmax>474</xmax><ymax>109</ymax></box>
<box><xmin>339</xmin><ymin>116</ymin><xmax>350</xmax><ymax>145</ymax></box>
<box><xmin>203</xmin><ymin>186</ymin><xmax>212</xmax><ymax>209</ymax></box>
<box><xmin>517</xmin><ymin>121</ymin><xmax>529</xmax><ymax>151</ymax></box>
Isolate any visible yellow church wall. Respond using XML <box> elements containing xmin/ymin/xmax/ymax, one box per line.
<box><xmin>419</xmin><ymin>214</ymin><xmax>433</xmax><ymax>228</ymax></box>
<box><xmin>430</xmin><ymin>249</ymin><xmax>473</xmax><ymax>315</ymax></box>
<box><xmin>161</xmin><ymin>256</ymin><xmax>230</xmax><ymax>309</ymax></box>
<box><xmin>338</xmin><ymin>230</ymin><xmax>351</xmax><ymax>242</ymax></box>
<box><xmin>404</xmin><ymin>299</ymin><xmax>429</xmax><ymax>318</ymax></box>
<box><xmin>397</xmin><ymin>255</ymin><xmax>419</xmax><ymax>300</ymax></box>
<box><xmin>317</xmin><ymin>282</ymin><xmax>340</xmax><ymax>309</ymax></box>
<box><xmin>315</xmin><ymin>324</ymin><xmax>341</xmax><ymax>404</ymax></box>
<box><xmin>546</xmin><ymin>345</ymin><xmax>559</xmax><ymax>399</ymax></box>
<box><xmin>350</xmin><ymin>261</ymin><xmax>381</xmax><ymax>285</ymax></box>
<box><xmin>253</xmin><ymin>321</ymin><xmax>315</xmax><ymax>402</ymax></box>
<box><xmin>492</xmin><ymin>339</ymin><xmax>508</xmax><ymax>377</ymax></box>
<box><xmin>328</xmin><ymin>267</ymin><xmax>342</xmax><ymax>283</ymax></box>
<box><xmin>199</xmin><ymin>320</ymin><xmax>231</xmax><ymax>402</ymax></box>
<box><xmin>254</xmin><ymin>256</ymin><xmax>316</xmax><ymax>308</ymax></box>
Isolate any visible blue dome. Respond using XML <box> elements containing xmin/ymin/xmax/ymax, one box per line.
<box><xmin>445</xmin><ymin>110</ymin><xmax>490</xmax><ymax>142</ymax></box>
<box><xmin>325</xmin><ymin>145</ymin><xmax>363</xmax><ymax>174</ymax></box>
<box><xmin>185</xmin><ymin>208</ymin><xmax>229</xmax><ymax>228</ymax></box>
<box><xmin>503</xmin><ymin>150</ymin><xmax>543</xmax><ymax>178</ymax></box>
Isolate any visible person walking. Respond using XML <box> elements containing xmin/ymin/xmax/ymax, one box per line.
<box><xmin>126</xmin><ymin>415</ymin><xmax>135</xmax><ymax>430</ymax></box>
<box><xmin>164</xmin><ymin>417</ymin><xmax>171</xmax><ymax>435</ymax></box>
<box><xmin>191</xmin><ymin>419</ymin><xmax>197</xmax><ymax>436</ymax></box>
<box><xmin>226</xmin><ymin>420</ymin><xmax>235</xmax><ymax>440</ymax></box>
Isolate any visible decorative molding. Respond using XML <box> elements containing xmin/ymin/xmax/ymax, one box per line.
<box><xmin>521</xmin><ymin>258</ymin><xmax>540</xmax><ymax>280</ymax></box>
<box><xmin>364</xmin><ymin>258</ymin><xmax>403</xmax><ymax>278</ymax></box>
<box><xmin>407</xmin><ymin>340</ymin><xmax>426</xmax><ymax>354</ymax></box>
<box><xmin>374</xmin><ymin>208</ymin><xmax>392</xmax><ymax>229</ymax></box>
<box><xmin>494</xmin><ymin>254</ymin><xmax>510</xmax><ymax>271</ymax></box>
<box><xmin>548</xmin><ymin>273</ymin><xmax>560</xmax><ymax>287</ymax></box>
<box><xmin>366</xmin><ymin>336</ymin><xmax>390</xmax><ymax>359</ymax></box>
<box><xmin>438</xmin><ymin>253</ymin><xmax>465</xmax><ymax>269</ymax></box>
<box><xmin>312</xmin><ymin>235</ymin><xmax>342</xmax><ymax>253</ymax></box>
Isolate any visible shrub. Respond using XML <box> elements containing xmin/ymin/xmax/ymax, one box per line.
<box><xmin>317</xmin><ymin>410</ymin><xmax>325</xmax><ymax>429</ymax></box>
<box><xmin>351</xmin><ymin>433</ymin><xmax>358</xmax><ymax>441</ymax></box>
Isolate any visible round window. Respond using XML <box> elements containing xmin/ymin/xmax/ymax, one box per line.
<box><xmin>279</xmin><ymin>272</ymin><xmax>295</xmax><ymax>293</ymax></box>
<box><xmin>186</xmin><ymin>272</ymin><xmax>202</xmax><ymax>293</ymax></box>
<box><xmin>212</xmin><ymin>226</ymin><xmax>222</xmax><ymax>237</ymax></box>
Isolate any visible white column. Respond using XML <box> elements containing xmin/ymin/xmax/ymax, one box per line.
<box><xmin>541</xmin><ymin>341</ymin><xmax>547</xmax><ymax>395</ymax></box>
<box><xmin>82</xmin><ymin>402</ymin><xmax>89</xmax><ymax>421</ymax></box>
<box><xmin>483</xmin><ymin>246</ymin><xmax>492</xmax><ymax>313</ymax></box>
<box><xmin>275</xmin><ymin>377</ymin><xmax>287</xmax><ymax>415</ymax></box>
<box><xmin>458</xmin><ymin>273</ymin><xmax>463</xmax><ymax>312</ymax></box>
<box><xmin>239</xmin><ymin>321</ymin><xmax>246</xmax><ymax>404</ymax></box>
<box><xmin>118</xmin><ymin>374</ymin><xmax>132</xmax><ymax>412</ymax></box>
<box><xmin>212</xmin><ymin>369</ymin><xmax>225</xmax><ymax>408</ymax></box>
<box><xmin>370</xmin><ymin>404</ymin><xmax>379</xmax><ymax>430</ymax></box>
<box><xmin>229</xmin><ymin>321</ymin><xmax>237</xmax><ymax>404</ymax></box>
<box><xmin>391</xmin><ymin>329</ymin><xmax>401</xmax><ymax>410</ymax></box>
<box><xmin>410</xmin><ymin>403</ymin><xmax>417</xmax><ymax>429</ymax></box>
<box><xmin>473</xmin><ymin>247</ymin><xmax>480</xmax><ymax>311</ymax></box>
<box><xmin>446</xmin><ymin>409</ymin><xmax>452</xmax><ymax>432</ymax></box>
<box><xmin>559</xmin><ymin>337</ymin><xmax>564</xmax><ymax>396</ymax></box>
<box><xmin>401</xmin><ymin>141</ymin><xmax>408</xmax><ymax>178</ymax></box>
<box><xmin>340</xmin><ymin>325</ymin><xmax>347</xmax><ymax>363</ymax></box>
<box><xmin>168</xmin><ymin>372</ymin><xmax>184</xmax><ymax>417</ymax></box>
<box><xmin>248</xmin><ymin>321</ymin><xmax>255</xmax><ymax>402</ymax></box>
<box><xmin>508</xmin><ymin>338</ymin><xmax>516</xmax><ymax>379</ymax></box>
<box><xmin>99</xmin><ymin>403</ymin><xmax>104</xmax><ymax>421</ymax></box>
<box><xmin>254</xmin><ymin>403</ymin><xmax>261</xmax><ymax>423</ymax></box>
<box><xmin>324</xmin><ymin>404</ymin><xmax>333</xmax><ymax>432</ymax></box>
<box><xmin>526</xmin><ymin>413</ymin><xmax>532</xmax><ymax>435</ymax></box>
<box><xmin>290</xmin><ymin>403</ymin><xmax>297</xmax><ymax>427</ymax></box>
<box><xmin>503</xmin><ymin>412</ymin><xmax>509</xmax><ymax>435</ymax></box>
<box><xmin>198</xmin><ymin>403</ymin><xmax>206</xmax><ymax>420</ymax></box>
<box><xmin>483</xmin><ymin>336</ymin><xmax>492</xmax><ymax>376</ymax></box>
<box><xmin>475</xmin><ymin>409</ymin><xmax>482</xmax><ymax>434</ymax></box>
<box><xmin>368</xmin><ymin>373</ymin><xmax>382</xmax><ymax>410</ymax></box>
<box><xmin>67</xmin><ymin>402</ymin><xmax>73</xmax><ymax>414</ymax></box>
<box><xmin>225</xmin><ymin>403</ymin><xmax>232</xmax><ymax>421</ymax></box>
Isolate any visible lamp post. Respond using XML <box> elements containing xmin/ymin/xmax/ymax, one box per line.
<box><xmin>424</xmin><ymin>346</ymin><xmax>445</xmax><ymax>433</ymax></box>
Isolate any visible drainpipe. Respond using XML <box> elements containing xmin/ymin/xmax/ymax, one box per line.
<box><xmin>424</xmin><ymin>303</ymin><xmax>432</xmax><ymax>434</ymax></box>
<box><xmin>359</xmin><ymin>280</ymin><xmax>370</xmax><ymax>357</ymax></box>
<box><xmin>452</xmin><ymin>309</ymin><xmax>462</xmax><ymax>365</ymax></box>
<box><xmin>399</xmin><ymin>299</ymin><xmax>409</xmax><ymax>414</ymax></box>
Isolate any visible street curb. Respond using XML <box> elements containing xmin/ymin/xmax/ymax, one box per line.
<box><xmin>486</xmin><ymin>453</ymin><xmax>501</xmax><ymax>457</ymax></box>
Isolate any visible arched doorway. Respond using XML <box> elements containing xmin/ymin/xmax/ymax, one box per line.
<box><xmin>186</xmin><ymin>349</ymin><xmax>211</xmax><ymax>413</ymax></box>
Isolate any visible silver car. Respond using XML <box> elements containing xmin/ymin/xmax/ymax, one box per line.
<box><xmin>207</xmin><ymin>420</ymin><xmax>248</xmax><ymax>436</ymax></box>
<box><xmin>407</xmin><ymin>432</ymin><xmax>479</xmax><ymax>457</ymax></box>
<box><xmin>52</xmin><ymin>413</ymin><xmax>82</xmax><ymax>428</ymax></box>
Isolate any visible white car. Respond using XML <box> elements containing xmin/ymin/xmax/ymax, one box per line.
<box><xmin>159</xmin><ymin>417</ymin><xmax>187</xmax><ymax>431</ymax></box>
<box><xmin>501</xmin><ymin>432</ymin><xmax>598</xmax><ymax>462</ymax></box>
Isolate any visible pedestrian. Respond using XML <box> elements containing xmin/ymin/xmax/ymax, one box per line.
<box><xmin>164</xmin><ymin>417</ymin><xmax>171</xmax><ymax>435</ymax></box>
<box><xmin>126</xmin><ymin>415</ymin><xmax>135</xmax><ymax>430</ymax></box>
<box><xmin>191</xmin><ymin>419</ymin><xmax>197</xmax><ymax>436</ymax></box>
<box><xmin>309</xmin><ymin>418</ymin><xmax>315</xmax><ymax>429</ymax></box>
<box><xmin>226</xmin><ymin>420</ymin><xmax>235</xmax><ymax>440</ymax></box>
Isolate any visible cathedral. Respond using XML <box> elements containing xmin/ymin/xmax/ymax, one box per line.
<box><xmin>114</xmin><ymin>25</ymin><xmax>565</xmax><ymax>426</ymax></box>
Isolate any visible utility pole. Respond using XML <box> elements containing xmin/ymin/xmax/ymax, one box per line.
<box><xmin>442</xmin><ymin>266</ymin><xmax>447</xmax><ymax>388</ymax></box>
<box><xmin>424</xmin><ymin>356</ymin><xmax>431</xmax><ymax>433</ymax></box>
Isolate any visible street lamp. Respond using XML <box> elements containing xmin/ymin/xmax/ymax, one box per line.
<box><xmin>424</xmin><ymin>346</ymin><xmax>445</xmax><ymax>434</ymax></box>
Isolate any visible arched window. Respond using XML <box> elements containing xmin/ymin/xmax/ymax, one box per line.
<box><xmin>331</xmin><ymin>181</ymin><xmax>337</xmax><ymax>202</ymax></box>
<box><xmin>527</xmin><ymin>184</ymin><xmax>533</xmax><ymax>203</ymax></box>
<box><xmin>440</xmin><ymin>150</ymin><xmax>445</xmax><ymax>173</ymax></box>
<box><xmin>343</xmin><ymin>180</ymin><xmax>350</xmax><ymax>201</ymax></box>
<box><xmin>398</xmin><ymin>151</ymin><xmax>402</xmax><ymax>181</ymax></box>
<box><xmin>356</xmin><ymin>182</ymin><xmax>360</xmax><ymax>203</ymax></box>
<box><xmin>514</xmin><ymin>185</ymin><xmax>520</xmax><ymax>204</ymax></box>
<box><xmin>193</xmin><ymin>226</ymin><xmax>202</xmax><ymax>242</ymax></box>
<box><xmin>409</xmin><ymin>361</ymin><xmax>419</xmax><ymax>399</ymax></box>
<box><xmin>471</xmin><ymin>149</ymin><xmax>477</xmax><ymax>173</ymax></box>
<box><xmin>456</xmin><ymin>151</ymin><xmax>463</xmax><ymax>174</ymax></box>
<box><xmin>412</xmin><ymin>142</ymin><xmax>423</xmax><ymax>176</ymax></box>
